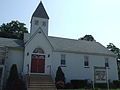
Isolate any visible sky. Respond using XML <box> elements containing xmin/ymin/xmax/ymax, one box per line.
<box><xmin>0</xmin><ymin>0</ymin><xmax>120</xmax><ymax>48</ymax></box>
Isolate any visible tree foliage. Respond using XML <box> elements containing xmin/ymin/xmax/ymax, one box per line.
<box><xmin>80</xmin><ymin>35</ymin><xmax>95</xmax><ymax>41</ymax></box>
<box><xmin>107</xmin><ymin>43</ymin><xmax>120</xmax><ymax>79</ymax></box>
<box><xmin>107</xmin><ymin>43</ymin><xmax>120</xmax><ymax>60</ymax></box>
<box><xmin>0</xmin><ymin>20</ymin><xmax>28</xmax><ymax>40</ymax></box>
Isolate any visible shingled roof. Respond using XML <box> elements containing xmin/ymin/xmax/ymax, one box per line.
<box><xmin>48</xmin><ymin>36</ymin><xmax>115</xmax><ymax>56</ymax></box>
<box><xmin>0</xmin><ymin>38</ymin><xmax>23</xmax><ymax>48</ymax></box>
<box><xmin>32</xmin><ymin>1</ymin><xmax>49</xmax><ymax>19</ymax></box>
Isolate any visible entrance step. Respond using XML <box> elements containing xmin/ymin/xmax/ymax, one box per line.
<box><xmin>27</xmin><ymin>74</ymin><xmax>56</xmax><ymax>90</ymax></box>
<box><xmin>29</xmin><ymin>75</ymin><xmax>53</xmax><ymax>82</ymax></box>
<box><xmin>28</xmin><ymin>87</ymin><xmax>57</xmax><ymax>90</ymax></box>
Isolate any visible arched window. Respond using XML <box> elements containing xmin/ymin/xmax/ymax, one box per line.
<box><xmin>33</xmin><ymin>48</ymin><xmax>44</xmax><ymax>54</ymax></box>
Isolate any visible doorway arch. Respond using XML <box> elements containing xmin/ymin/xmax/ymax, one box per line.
<box><xmin>31</xmin><ymin>48</ymin><xmax>45</xmax><ymax>73</ymax></box>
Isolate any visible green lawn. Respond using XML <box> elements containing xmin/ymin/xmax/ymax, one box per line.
<box><xmin>58</xmin><ymin>88</ymin><xmax>120</xmax><ymax>90</ymax></box>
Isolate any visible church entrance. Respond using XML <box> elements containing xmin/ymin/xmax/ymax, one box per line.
<box><xmin>31</xmin><ymin>54</ymin><xmax>45</xmax><ymax>73</ymax></box>
<box><xmin>31</xmin><ymin>48</ymin><xmax>45</xmax><ymax>73</ymax></box>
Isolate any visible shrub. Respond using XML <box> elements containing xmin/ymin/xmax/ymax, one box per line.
<box><xmin>65</xmin><ymin>82</ymin><xmax>73</xmax><ymax>89</ymax></box>
<box><xmin>55</xmin><ymin>81</ymin><xmax>65</xmax><ymax>89</ymax></box>
<box><xmin>55</xmin><ymin>66</ymin><xmax>65</xmax><ymax>89</ymax></box>
<box><xmin>71</xmin><ymin>80</ymin><xmax>87</xmax><ymax>89</ymax></box>
<box><xmin>113</xmin><ymin>80</ymin><xmax>120</xmax><ymax>88</ymax></box>
<box><xmin>7</xmin><ymin>64</ymin><xmax>19</xmax><ymax>81</ymax></box>
<box><xmin>94</xmin><ymin>83</ymin><xmax>107</xmax><ymax>89</ymax></box>
<box><xmin>6</xmin><ymin>64</ymin><xmax>26</xmax><ymax>90</ymax></box>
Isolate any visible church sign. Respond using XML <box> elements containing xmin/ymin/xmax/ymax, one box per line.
<box><xmin>94</xmin><ymin>66</ymin><xmax>107</xmax><ymax>83</ymax></box>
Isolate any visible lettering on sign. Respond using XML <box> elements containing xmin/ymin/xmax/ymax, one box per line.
<box><xmin>94</xmin><ymin>67</ymin><xmax>107</xmax><ymax>83</ymax></box>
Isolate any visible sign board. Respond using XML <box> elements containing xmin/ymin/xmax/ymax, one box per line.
<box><xmin>94</xmin><ymin>66</ymin><xmax>107</xmax><ymax>83</ymax></box>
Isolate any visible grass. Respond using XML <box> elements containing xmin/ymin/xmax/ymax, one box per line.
<box><xmin>57</xmin><ymin>88</ymin><xmax>120</xmax><ymax>90</ymax></box>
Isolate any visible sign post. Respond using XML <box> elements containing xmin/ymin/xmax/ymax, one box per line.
<box><xmin>93</xmin><ymin>67</ymin><xmax>95</xmax><ymax>90</ymax></box>
<box><xmin>94</xmin><ymin>66</ymin><xmax>107</xmax><ymax>89</ymax></box>
<box><xmin>106</xmin><ymin>67</ymin><xmax>109</xmax><ymax>90</ymax></box>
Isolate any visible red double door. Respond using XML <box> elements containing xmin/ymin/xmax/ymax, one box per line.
<box><xmin>31</xmin><ymin>54</ymin><xmax>45</xmax><ymax>73</ymax></box>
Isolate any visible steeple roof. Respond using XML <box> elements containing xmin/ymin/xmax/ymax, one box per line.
<box><xmin>32</xmin><ymin>1</ymin><xmax>49</xmax><ymax>19</ymax></box>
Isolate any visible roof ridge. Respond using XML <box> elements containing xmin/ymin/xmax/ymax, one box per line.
<box><xmin>49</xmin><ymin>36</ymin><xmax>97</xmax><ymax>43</ymax></box>
<box><xmin>49</xmin><ymin>36</ymin><xmax>78</xmax><ymax>41</ymax></box>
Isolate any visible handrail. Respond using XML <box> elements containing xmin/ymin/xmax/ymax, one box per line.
<box><xmin>27</xmin><ymin>64</ymin><xmax>29</xmax><ymax>75</ymax></box>
<box><xmin>26</xmin><ymin>64</ymin><xmax>30</xmax><ymax>88</ymax></box>
<box><xmin>47</xmin><ymin>65</ymin><xmax>51</xmax><ymax>75</ymax></box>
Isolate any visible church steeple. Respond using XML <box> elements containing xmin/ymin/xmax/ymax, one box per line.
<box><xmin>30</xmin><ymin>1</ymin><xmax>49</xmax><ymax>36</ymax></box>
<box><xmin>32</xmin><ymin>1</ymin><xmax>49</xmax><ymax>19</ymax></box>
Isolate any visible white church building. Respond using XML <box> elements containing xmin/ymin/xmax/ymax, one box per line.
<box><xmin>0</xmin><ymin>1</ymin><xmax>118</xmax><ymax>89</ymax></box>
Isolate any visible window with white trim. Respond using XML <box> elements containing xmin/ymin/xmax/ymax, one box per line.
<box><xmin>105</xmin><ymin>58</ymin><xmax>109</xmax><ymax>67</ymax></box>
<box><xmin>61</xmin><ymin>54</ymin><xmax>66</xmax><ymax>66</ymax></box>
<box><xmin>84</xmin><ymin>56</ymin><xmax>89</xmax><ymax>67</ymax></box>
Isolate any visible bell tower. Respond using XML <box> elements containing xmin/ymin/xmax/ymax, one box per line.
<box><xmin>30</xmin><ymin>1</ymin><xmax>49</xmax><ymax>36</ymax></box>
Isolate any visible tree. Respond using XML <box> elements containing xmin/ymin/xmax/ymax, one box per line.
<box><xmin>0</xmin><ymin>20</ymin><xmax>28</xmax><ymax>40</ymax></box>
<box><xmin>107</xmin><ymin>43</ymin><xmax>120</xmax><ymax>79</ymax></box>
<box><xmin>80</xmin><ymin>35</ymin><xmax>95</xmax><ymax>41</ymax></box>
<box><xmin>55</xmin><ymin>66</ymin><xmax>65</xmax><ymax>89</ymax></box>
<box><xmin>107</xmin><ymin>43</ymin><xmax>120</xmax><ymax>60</ymax></box>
